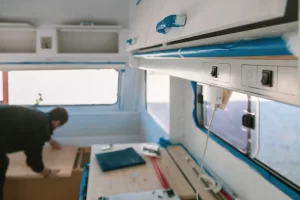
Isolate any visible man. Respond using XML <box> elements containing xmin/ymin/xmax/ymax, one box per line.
<box><xmin>0</xmin><ymin>106</ymin><xmax>69</xmax><ymax>200</ymax></box>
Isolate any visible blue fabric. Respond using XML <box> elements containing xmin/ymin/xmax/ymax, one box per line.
<box><xmin>156</xmin><ymin>15</ymin><xmax>186</xmax><ymax>34</ymax></box>
<box><xmin>80</xmin><ymin>163</ymin><xmax>90</xmax><ymax>200</ymax></box>
<box><xmin>0</xmin><ymin>61</ymin><xmax>126</xmax><ymax>65</ymax></box>
<box><xmin>134</xmin><ymin>37</ymin><xmax>292</xmax><ymax>58</ymax></box>
<box><xmin>95</xmin><ymin>148</ymin><xmax>146</xmax><ymax>172</ymax></box>
<box><xmin>190</xmin><ymin>81</ymin><xmax>300</xmax><ymax>200</ymax></box>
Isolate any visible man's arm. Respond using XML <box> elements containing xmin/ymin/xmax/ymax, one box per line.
<box><xmin>24</xmin><ymin>146</ymin><xmax>60</xmax><ymax>178</ymax></box>
<box><xmin>49</xmin><ymin>138</ymin><xmax>62</xmax><ymax>150</ymax></box>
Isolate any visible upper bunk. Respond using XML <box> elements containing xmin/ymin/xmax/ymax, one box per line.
<box><xmin>127</xmin><ymin>0</ymin><xmax>298</xmax><ymax>60</ymax></box>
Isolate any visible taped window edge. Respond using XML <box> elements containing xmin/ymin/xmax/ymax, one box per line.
<box><xmin>190</xmin><ymin>81</ymin><xmax>300</xmax><ymax>200</ymax></box>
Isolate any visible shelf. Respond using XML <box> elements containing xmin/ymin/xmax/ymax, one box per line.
<box><xmin>58</xmin><ymin>30</ymin><xmax>119</xmax><ymax>53</ymax></box>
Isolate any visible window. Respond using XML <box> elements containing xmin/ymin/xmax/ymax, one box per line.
<box><xmin>204</xmin><ymin>91</ymin><xmax>249</xmax><ymax>152</ymax></box>
<box><xmin>146</xmin><ymin>71</ymin><xmax>170</xmax><ymax>132</ymax></box>
<box><xmin>256</xmin><ymin>98</ymin><xmax>300</xmax><ymax>187</ymax></box>
<box><xmin>8</xmin><ymin>69</ymin><xmax>119</xmax><ymax>105</ymax></box>
<box><xmin>200</xmin><ymin>85</ymin><xmax>300</xmax><ymax>189</ymax></box>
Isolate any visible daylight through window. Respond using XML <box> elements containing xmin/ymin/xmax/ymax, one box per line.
<box><xmin>8</xmin><ymin>69</ymin><xmax>119</xmax><ymax>105</ymax></box>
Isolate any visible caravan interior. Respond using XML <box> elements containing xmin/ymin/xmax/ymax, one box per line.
<box><xmin>0</xmin><ymin>0</ymin><xmax>299</xmax><ymax>200</ymax></box>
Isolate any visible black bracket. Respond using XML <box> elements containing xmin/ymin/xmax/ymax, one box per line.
<box><xmin>242</xmin><ymin>114</ymin><xmax>255</xmax><ymax>129</ymax></box>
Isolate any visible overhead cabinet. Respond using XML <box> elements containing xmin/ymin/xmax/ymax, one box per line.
<box><xmin>128</xmin><ymin>0</ymin><xmax>288</xmax><ymax>50</ymax></box>
<box><xmin>127</xmin><ymin>0</ymin><xmax>155</xmax><ymax>51</ymax></box>
<box><xmin>0</xmin><ymin>23</ymin><xmax>36</xmax><ymax>53</ymax></box>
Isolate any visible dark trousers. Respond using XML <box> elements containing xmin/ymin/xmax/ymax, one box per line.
<box><xmin>0</xmin><ymin>154</ymin><xmax>8</xmax><ymax>200</ymax></box>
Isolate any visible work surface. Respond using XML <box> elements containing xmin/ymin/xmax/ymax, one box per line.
<box><xmin>6</xmin><ymin>146</ymin><xmax>78</xmax><ymax>179</ymax></box>
<box><xmin>87</xmin><ymin>144</ymin><xmax>195</xmax><ymax>200</ymax></box>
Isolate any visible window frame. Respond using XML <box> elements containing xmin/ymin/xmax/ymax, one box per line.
<box><xmin>5</xmin><ymin>69</ymin><xmax>121</xmax><ymax>107</ymax></box>
<box><xmin>197</xmin><ymin>84</ymin><xmax>300</xmax><ymax>193</ymax></box>
<box><xmin>145</xmin><ymin>70</ymin><xmax>170</xmax><ymax>133</ymax></box>
<box><xmin>202</xmin><ymin>90</ymin><xmax>254</xmax><ymax>155</ymax></box>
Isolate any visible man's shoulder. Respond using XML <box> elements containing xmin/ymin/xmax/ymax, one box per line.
<box><xmin>0</xmin><ymin>105</ymin><xmax>49</xmax><ymax>122</ymax></box>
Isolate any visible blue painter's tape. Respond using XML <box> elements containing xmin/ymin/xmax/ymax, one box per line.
<box><xmin>0</xmin><ymin>61</ymin><xmax>126</xmax><ymax>65</ymax></box>
<box><xmin>80</xmin><ymin>162</ymin><xmax>90</xmax><ymax>200</ymax></box>
<box><xmin>156</xmin><ymin>15</ymin><xmax>187</xmax><ymax>34</ymax></box>
<box><xmin>134</xmin><ymin>37</ymin><xmax>292</xmax><ymax>58</ymax></box>
<box><xmin>127</xmin><ymin>38</ymin><xmax>133</xmax><ymax>45</ymax></box>
<box><xmin>190</xmin><ymin>81</ymin><xmax>300</xmax><ymax>200</ymax></box>
<box><xmin>158</xmin><ymin>137</ymin><xmax>171</xmax><ymax>148</ymax></box>
<box><xmin>136</xmin><ymin>0</ymin><xmax>142</xmax><ymax>5</ymax></box>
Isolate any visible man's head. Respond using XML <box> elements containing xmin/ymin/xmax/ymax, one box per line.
<box><xmin>49</xmin><ymin>107</ymin><xmax>69</xmax><ymax>130</ymax></box>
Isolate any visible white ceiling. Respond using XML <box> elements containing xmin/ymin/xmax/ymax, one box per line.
<box><xmin>0</xmin><ymin>0</ymin><xmax>131</xmax><ymax>27</ymax></box>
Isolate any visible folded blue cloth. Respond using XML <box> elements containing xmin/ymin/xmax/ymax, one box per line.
<box><xmin>95</xmin><ymin>148</ymin><xmax>146</xmax><ymax>172</ymax></box>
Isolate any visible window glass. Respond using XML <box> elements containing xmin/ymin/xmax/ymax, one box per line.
<box><xmin>8</xmin><ymin>69</ymin><xmax>119</xmax><ymax>105</ymax></box>
<box><xmin>146</xmin><ymin>71</ymin><xmax>170</xmax><ymax>132</ymax></box>
<box><xmin>256</xmin><ymin>98</ymin><xmax>300</xmax><ymax>186</ymax></box>
<box><xmin>204</xmin><ymin>91</ymin><xmax>249</xmax><ymax>151</ymax></box>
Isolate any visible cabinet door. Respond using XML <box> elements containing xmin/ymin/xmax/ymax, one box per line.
<box><xmin>127</xmin><ymin>0</ymin><xmax>155</xmax><ymax>51</ymax></box>
<box><xmin>145</xmin><ymin>0</ymin><xmax>287</xmax><ymax>47</ymax></box>
<box><xmin>182</xmin><ymin>0</ymin><xmax>287</xmax><ymax>39</ymax></box>
<box><xmin>146</xmin><ymin>0</ymin><xmax>198</xmax><ymax>47</ymax></box>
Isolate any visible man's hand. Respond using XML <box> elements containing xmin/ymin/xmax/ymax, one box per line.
<box><xmin>41</xmin><ymin>168</ymin><xmax>60</xmax><ymax>179</ymax></box>
<box><xmin>49</xmin><ymin>139</ymin><xmax>62</xmax><ymax>150</ymax></box>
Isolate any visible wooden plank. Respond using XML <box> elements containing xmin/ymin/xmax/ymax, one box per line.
<box><xmin>167</xmin><ymin>146</ymin><xmax>216</xmax><ymax>200</ymax></box>
<box><xmin>4</xmin><ymin>171</ymin><xmax>82</xmax><ymax>200</ymax></box>
<box><xmin>6</xmin><ymin>146</ymin><xmax>78</xmax><ymax>179</ymax></box>
<box><xmin>87</xmin><ymin>144</ymin><xmax>195</xmax><ymax>200</ymax></box>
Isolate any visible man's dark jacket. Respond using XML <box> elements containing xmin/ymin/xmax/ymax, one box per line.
<box><xmin>0</xmin><ymin>105</ymin><xmax>53</xmax><ymax>172</ymax></box>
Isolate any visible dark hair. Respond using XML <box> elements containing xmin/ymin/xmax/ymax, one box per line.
<box><xmin>49</xmin><ymin>107</ymin><xmax>69</xmax><ymax>125</ymax></box>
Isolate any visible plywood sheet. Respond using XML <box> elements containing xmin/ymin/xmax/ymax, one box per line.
<box><xmin>6</xmin><ymin>146</ymin><xmax>78</xmax><ymax>179</ymax></box>
<box><xmin>4</xmin><ymin>171</ymin><xmax>82</xmax><ymax>200</ymax></box>
<box><xmin>167</xmin><ymin>146</ymin><xmax>216</xmax><ymax>200</ymax></box>
<box><xmin>87</xmin><ymin>144</ymin><xmax>195</xmax><ymax>200</ymax></box>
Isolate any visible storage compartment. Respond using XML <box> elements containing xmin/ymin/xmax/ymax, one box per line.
<box><xmin>58</xmin><ymin>31</ymin><xmax>119</xmax><ymax>53</ymax></box>
<box><xmin>0</xmin><ymin>30</ymin><xmax>36</xmax><ymax>53</ymax></box>
<box><xmin>4</xmin><ymin>147</ymin><xmax>91</xmax><ymax>200</ymax></box>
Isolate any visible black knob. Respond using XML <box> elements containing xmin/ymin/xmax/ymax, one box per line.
<box><xmin>211</xmin><ymin>66</ymin><xmax>218</xmax><ymax>78</ymax></box>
